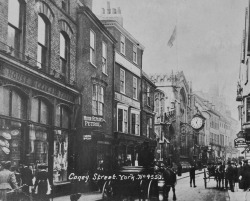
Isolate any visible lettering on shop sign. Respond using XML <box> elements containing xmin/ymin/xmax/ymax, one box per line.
<box><xmin>82</xmin><ymin>116</ymin><xmax>105</xmax><ymax>128</ymax></box>
<box><xmin>0</xmin><ymin>65</ymin><xmax>74</xmax><ymax>102</ymax></box>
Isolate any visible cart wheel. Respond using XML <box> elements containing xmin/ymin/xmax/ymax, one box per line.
<box><xmin>102</xmin><ymin>181</ymin><xmax>113</xmax><ymax>199</ymax></box>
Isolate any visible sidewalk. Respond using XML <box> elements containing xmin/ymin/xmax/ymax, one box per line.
<box><xmin>53</xmin><ymin>169</ymin><xmax>204</xmax><ymax>201</ymax></box>
<box><xmin>228</xmin><ymin>188</ymin><xmax>250</xmax><ymax>201</ymax></box>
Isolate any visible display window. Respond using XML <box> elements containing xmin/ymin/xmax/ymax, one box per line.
<box><xmin>53</xmin><ymin>130</ymin><xmax>68</xmax><ymax>183</ymax></box>
<box><xmin>0</xmin><ymin>118</ymin><xmax>23</xmax><ymax>167</ymax></box>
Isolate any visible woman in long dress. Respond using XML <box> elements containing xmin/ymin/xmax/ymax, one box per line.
<box><xmin>0</xmin><ymin>161</ymin><xmax>19</xmax><ymax>201</ymax></box>
<box><xmin>34</xmin><ymin>164</ymin><xmax>51</xmax><ymax>201</ymax></box>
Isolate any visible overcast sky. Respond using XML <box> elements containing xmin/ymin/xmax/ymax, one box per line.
<box><xmin>93</xmin><ymin>0</ymin><xmax>248</xmax><ymax>119</ymax></box>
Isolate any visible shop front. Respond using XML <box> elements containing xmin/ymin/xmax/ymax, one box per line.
<box><xmin>0</xmin><ymin>61</ymin><xmax>79</xmax><ymax>196</ymax></box>
<box><xmin>75</xmin><ymin>115</ymin><xmax>112</xmax><ymax>192</ymax></box>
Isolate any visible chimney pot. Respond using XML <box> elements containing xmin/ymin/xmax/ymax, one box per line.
<box><xmin>112</xmin><ymin>8</ymin><xmax>117</xmax><ymax>14</ymax></box>
<box><xmin>101</xmin><ymin>8</ymin><xmax>105</xmax><ymax>14</ymax></box>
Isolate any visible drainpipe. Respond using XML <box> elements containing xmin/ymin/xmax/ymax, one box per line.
<box><xmin>112</xmin><ymin>44</ymin><xmax>116</xmax><ymax>164</ymax></box>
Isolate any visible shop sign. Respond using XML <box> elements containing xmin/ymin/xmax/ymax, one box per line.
<box><xmin>0</xmin><ymin>64</ymin><xmax>75</xmax><ymax>102</ymax></box>
<box><xmin>82</xmin><ymin>115</ymin><xmax>105</xmax><ymax>128</ymax></box>
<box><xmin>83</xmin><ymin>135</ymin><xmax>92</xmax><ymax>141</ymax></box>
<box><xmin>234</xmin><ymin>137</ymin><xmax>248</xmax><ymax>148</ymax></box>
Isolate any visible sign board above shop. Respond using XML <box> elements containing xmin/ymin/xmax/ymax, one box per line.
<box><xmin>234</xmin><ymin>137</ymin><xmax>248</xmax><ymax>148</ymax></box>
<box><xmin>82</xmin><ymin>115</ymin><xmax>105</xmax><ymax>128</ymax></box>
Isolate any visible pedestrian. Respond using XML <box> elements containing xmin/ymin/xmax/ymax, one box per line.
<box><xmin>240</xmin><ymin>159</ymin><xmax>250</xmax><ymax>191</ymax></box>
<box><xmin>20</xmin><ymin>163</ymin><xmax>34</xmax><ymax>195</ymax></box>
<box><xmin>177</xmin><ymin>163</ymin><xmax>182</xmax><ymax>176</ymax></box>
<box><xmin>232</xmin><ymin>162</ymin><xmax>239</xmax><ymax>191</ymax></box>
<box><xmin>238</xmin><ymin>161</ymin><xmax>244</xmax><ymax>189</ymax></box>
<box><xmin>0</xmin><ymin>161</ymin><xmax>19</xmax><ymax>201</ymax></box>
<box><xmin>189</xmin><ymin>163</ymin><xmax>197</xmax><ymax>187</ymax></box>
<box><xmin>225</xmin><ymin>161</ymin><xmax>235</xmax><ymax>192</ymax></box>
<box><xmin>33</xmin><ymin>164</ymin><xmax>51</xmax><ymax>201</ymax></box>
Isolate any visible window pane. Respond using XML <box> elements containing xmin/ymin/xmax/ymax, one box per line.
<box><xmin>102</xmin><ymin>43</ymin><xmax>107</xmax><ymax>58</ymax></box>
<box><xmin>90</xmin><ymin>31</ymin><xmax>95</xmax><ymax>48</ymax></box>
<box><xmin>0</xmin><ymin>87</ymin><xmax>10</xmax><ymax>116</ymax></box>
<box><xmin>31</xmin><ymin>98</ymin><xmax>39</xmax><ymax>122</ymax></box>
<box><xmin>11</xmin><ymin>91</ymin><xmax>23</xmax><ymax>118</ymax></box>
<box><xmin>56</xmin><ymin>105</ymin><xmax>61</xmax><ymax>127</ymax></box>
<box><xmin>38</xmin><ymin>16</ymin><xmax>46</xmax><ymax>45</ymax></box>
<box><xmin>40</xmin><ymin>101</ymin><xmax>48</xmax><ymax>124</ymax></box>
<box><xmin>37</xmin><ymin>45</ymin><xmax>42</xmax><ymax>68</ymax></box>
<box><xmin>60</xmin><ymin>33</ymin><xmax>66</xmax><ymax>59</ymax></box>
<box><xmin>62</xmin><ymin>107</ymin><xmax>70</xmax><ymax>129</ymax></box>
<box><xmin>7</xmin><ymin>25</ymin><xmax>15</xmax><ymax>48</ymax></box>
<box><xmin>118</xmin><ymin>109</ymin><xmax>123</xmax><ymax>132</ymax></box>
<box><xmin>8</xmin><ymin>0</ymin><xmax>20</xmax><ymax>28</ymax></box>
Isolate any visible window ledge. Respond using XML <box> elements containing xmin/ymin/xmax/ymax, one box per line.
<box><xmin>102</xmin><ymin>72</ymin><xmax>108</xmax><ymax>76</ymax></box>
<box><xmin>89</xmin><ymin>62</ymin><xmax>97</xmax><ymax>68</ymax></box>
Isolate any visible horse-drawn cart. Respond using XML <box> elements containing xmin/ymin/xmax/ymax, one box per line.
<box><xmin>102</xmin><ymin>166</ymin><xmax>164</xmax><ymax>200</ymax></box>
<box><xmin>203</xmin><ymin>163</ymin><xmax>224</xmax><ymax>189</ymax></box>
<box><xmin>203</xmin><ymin>166</ymin><xmax>216</xmax><ymax>188</ymax></box>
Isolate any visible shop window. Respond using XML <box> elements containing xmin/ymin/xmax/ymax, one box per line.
<box><xmin>7</xmin><ymin>0</ymin><xmax>25</xmax><ymax>57</ymax></box>
<box><xmin>0</xmin><ymin>119</ymin><xmax>23</xmax><ymax>167</ymax></box>
<box><xmin>92</xmin><ymin>85</ymin><xmax>104</xmax><ymax>116</ymax></box>
<box><xmin>31</xmin><ymin>98</ymin><xmax>50</xmax><ymax>125</ymax></box>
<box><xmin>0</xmin><ymin>87</ymin><xmax>25</xmax><ymax>119</ymax></box>
<box><xmin>37</xmin><ymin>14</ymin><xmax>50</xmax><ymax>69</ymax></box>
<box><xmin>60</xmin><ymin>32</ymin><xmax>70</xmax><ymax>81</ymax></box>
<box><xmin>28</xmin><ymin>125</ymin><xmax>48</xmax><ymax>171</ymax></box>
<box><xmin>53</xmin><ymin>130</ymin><xmax>68</xmax><ymax>183</ymax></box>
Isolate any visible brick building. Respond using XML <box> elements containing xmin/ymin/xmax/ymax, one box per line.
<box><xmin>98</xmin><ymin>3</ymin><xmax>156</xmax><ymax>166</ymax></box>
<box><xmin>0</xmin><ymin>0</ymin><xmax>97</xmax><ymax>196</ymax></box>
<box><xmin>75</xmin><ymin>5</ymin><xmax>116</xmax><ymax>179</ymax></box>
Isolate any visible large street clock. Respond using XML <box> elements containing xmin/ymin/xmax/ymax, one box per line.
<box><xmin>191</xmin><ymin>114</ymin><xmax>205</xmax><ymax>130</ymax></box>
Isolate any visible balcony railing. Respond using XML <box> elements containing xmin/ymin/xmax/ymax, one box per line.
<box><xmin>0</xmin><ymin>41</ymin><xmax>76</xmax><ymax>87</ymax></box>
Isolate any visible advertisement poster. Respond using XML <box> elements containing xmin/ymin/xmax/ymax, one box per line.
<box><xmin>0</xmin><ymin>0</ymin><xmax>249</xmax><ymax>200</ymax></box>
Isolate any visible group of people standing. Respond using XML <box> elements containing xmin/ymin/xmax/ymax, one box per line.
<box><xmin>212</xmin><ymin>159</ymin><xmax>250</xmax><ymax>192</ymax></box>
<box><xmin>0</xmin><ymin>161</ymin><xmax>51</xmax><ymax>201</ymax></box>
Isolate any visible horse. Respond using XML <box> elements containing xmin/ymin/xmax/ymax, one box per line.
<box><xmin>215</xmin><ymin>163</ymin><xmax>225</xmax><ymax>190</ymax></box>
<box><xmin>154</xmin><ymin>162</ymin><xmax>177</xmax><ymax>200</ymax></box>
<box><xmin>163</xmin><ymin>166</ymin><xmax>177</xmax><ymax>200</ymax></box>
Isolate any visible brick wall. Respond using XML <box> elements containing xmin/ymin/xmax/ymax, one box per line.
<box><xmin>76</xmin><ymin>7</ymin><xmax>115</xmax><ymax>136</ymax></box>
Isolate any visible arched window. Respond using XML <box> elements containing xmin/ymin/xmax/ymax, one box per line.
<box><xmin>56</xmin><ymin>105</ymin><xmax>71</xmax><ymax>129</ymax></box>
<box><xmin>0</xmin><ymin>86</ymin><xmax>26</xmax><ymax>119</ymax></box>
<box><xmin>7</xmin><ymin>0</ymin><xmax>25</xmax><ymax>57</ymax></box>
<box><xmin>37</xmin><ymin>14</ymin><xmax>50</xmax><ymax>69</ymax></box>
<box><xmin>60</xmin><ymin>32</ymin><xmax>70</xmax><ymax>80</ymax></box>
<box><xmin>31</xmin><ymin>98</ymin><xmax>50</xmax><ymax>125</ymax></box>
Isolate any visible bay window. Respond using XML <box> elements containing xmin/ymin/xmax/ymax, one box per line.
<box><xmin>118</xmin><ymin>107</ymin><xmax>128</xmax><ymax>133</ymax></box>
<box><xmin>92</xmin><ymin>85</ymin><xmax>104</xmax><ymax>116</ymax></box>
<box><xmin>131</xmin><ymin>110</ymin><xmax>140</xmax><ymax>135</ymax></box>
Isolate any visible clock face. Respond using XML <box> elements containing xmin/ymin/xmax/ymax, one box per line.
<box><xmin>191</xmin><ymin>116</ymin><xmax>203</xmax><ymax>130</ymax></box>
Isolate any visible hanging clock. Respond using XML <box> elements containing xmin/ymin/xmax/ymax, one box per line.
<box><xmin>191</xmin><ymin>115</ymin><xmax>205</xmax><ymax>130</ymax></box>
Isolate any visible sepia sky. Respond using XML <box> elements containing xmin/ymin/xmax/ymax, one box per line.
<box><xmin>93</xmin><ymin>0</ymin><xmax>248</xmax><ymax>119</ymax></box>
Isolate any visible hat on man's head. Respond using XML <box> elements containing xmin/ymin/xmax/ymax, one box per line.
<box><xmin>244</xmin><ymin>159</ymin><xmax>248</xmax><ymax>164</ymax></box>
<box><xmin>37</xmin><ymin>163</ymin><xmax>48</xmax><ymax>169</ymax></box>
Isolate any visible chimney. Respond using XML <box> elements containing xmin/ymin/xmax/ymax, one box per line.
<box><xmin>83</xmin><ymin>0</ymin><xmax>92</xmax><ymax>10</ymax></box>
<box><xmin>101</xmin><ymin>8</ymin><xmax>105</xmax><ymax>14</ymax></box>
<box><xmin>107</xmin><ymin>1</ymin><xmax>111</xmax><ymax>14</ymax></box>
<box><xmin>98</xmin><ymin>2</ymin><xmax>123</xmax><ymax>26</ymax></box>
<box><xmin>117</xmin><ymin>7</ymin><xmax>121</xmax><ymax>14</ymax></box>
<box><xmin>112</xmin><ymin>8</ymin><xmax>117</xmax><ymax>14</ymax></box>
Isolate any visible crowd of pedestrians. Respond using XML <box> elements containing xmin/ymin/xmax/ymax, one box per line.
<box><xmin>208</xmin><ymin>159</ymin><xmax>250</xmax><ymax>192</ymax></box>
<box><xmin>0</xmin><ymin>161</ymin><xmax>51</xmax><ymax>201</ymax></box>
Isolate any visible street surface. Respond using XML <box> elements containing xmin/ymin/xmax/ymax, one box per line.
<box><xmin>53</xmin><ymin>171</ymin><xmax>250</xmax><ymax>201</ymax></box>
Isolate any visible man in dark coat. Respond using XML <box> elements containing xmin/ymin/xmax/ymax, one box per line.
<box><xmin>20</xmin><ymin>164</ymin><xmax>33</xmax><ymax>194</ymax></box>
<box><xmin>189</xmin><ymin>164</ymin><xmax>196</xmax><ymax>187</ymax></box>
<box><xmin>225</xmin><ymin>161</ymin><xmax>235</xmax><ymax>192</ymax></box>
<box><xmin>241</xmin><ymin>160</ymin><xmax>250</xmax><ymax>191</ymax></box>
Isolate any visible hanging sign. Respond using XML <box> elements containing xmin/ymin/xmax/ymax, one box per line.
<box><xmin>234</xmin><ymin>137</ymin><xmax>248</xmax><ymax>148</ymax></box>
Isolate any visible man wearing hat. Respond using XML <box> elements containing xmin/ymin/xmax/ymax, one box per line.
<box><xmin>241</xmin><ymin>159</ymin><xmax>250</xmax><ymax>191</ymax></box>
<box><xmin>225</xmin><ymin>161</ymin><xmax>235</xmax><ymax>192</ymax></box>
<box><xmin>0</xmin><ymin>161</ymin><xmax>19</xmax><ymax>201</ymax></box>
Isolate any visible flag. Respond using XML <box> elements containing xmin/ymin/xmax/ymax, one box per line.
<box><xmin>167</xmin><ymin>26</ymin><xmax>177</xmax><ymax>47</ymax></box>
